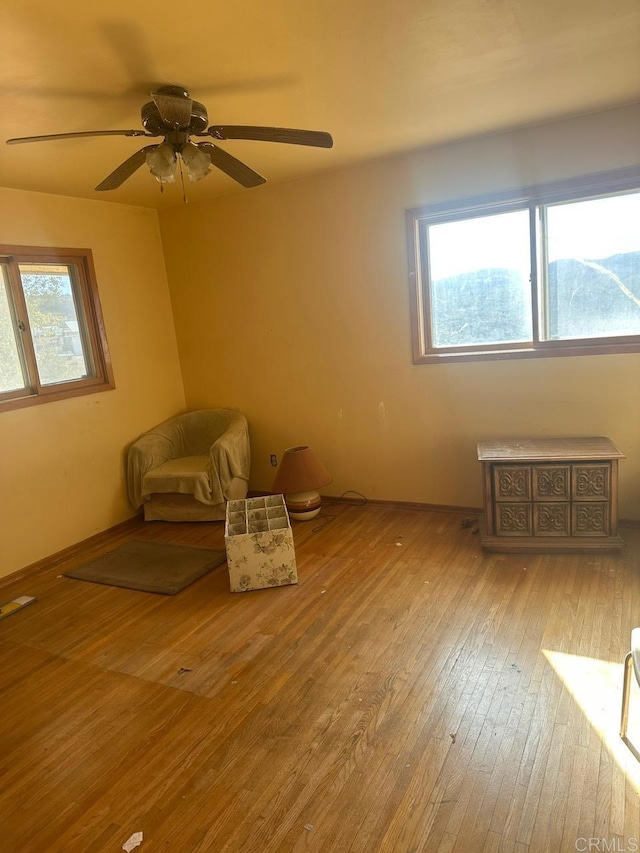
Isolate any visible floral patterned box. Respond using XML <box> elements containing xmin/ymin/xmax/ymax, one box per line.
<box><xmin>224</xmin><ymin>495</ymin><xmax>298</xmax><ymax>592</ymax></box>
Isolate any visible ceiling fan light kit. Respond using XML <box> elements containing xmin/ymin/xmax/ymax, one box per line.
<box><xmin>180</xmin><ymin>141</ymin><xmax>212</xmax><ymax>183</ymax></box>
<box><xmin>6</xmin><ymin>84</ymin><xmax>333</xmax><ymax>194</ymax></box>
<box><xmin>146</xmin><ymin>142</ymin><xmax>177</xmax><ymax>184</ymax></box>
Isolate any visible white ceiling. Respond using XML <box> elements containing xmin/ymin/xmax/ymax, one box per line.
<box><xmin>0</xmin><ymin>0</ymin><xmax>638</xmax><ymax>209</ymax></box>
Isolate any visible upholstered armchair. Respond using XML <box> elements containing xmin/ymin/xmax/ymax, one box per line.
<box><xmin>621</xmin><ymin>628</ymin><xmax>640</xmax><ymax>760</ymax></box>
<box><xmin>127</xmin><ymin>409</ymin><xmax>250</xmax><ymax>521</ymax></box>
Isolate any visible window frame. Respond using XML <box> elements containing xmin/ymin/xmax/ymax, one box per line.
<box><xmin>0</xmin><ymin>245</ymin><xmax>114</xmax><ymax>412</ymax></box>
<box><xmin>407</xmin><ymin>166</ymin><xmax>640</xmax><ymax>364</ymax></box>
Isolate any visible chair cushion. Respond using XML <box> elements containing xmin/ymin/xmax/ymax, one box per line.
<box><xmin>142</xmin><ymin>455</ymin><xmax>213</xmax><ymax>504</ymax></box>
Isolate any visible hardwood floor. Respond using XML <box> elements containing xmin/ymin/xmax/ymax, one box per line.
<box><xmin>1</xmin><ymin>504</ymin><xmax>640</xmax><ymax>852</ymax></box>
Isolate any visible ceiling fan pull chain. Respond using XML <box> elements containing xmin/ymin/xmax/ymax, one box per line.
<box><xmin>179</xmin><ymin>157</ymin><xmax>187</xmax><ymax>204</ymax></box>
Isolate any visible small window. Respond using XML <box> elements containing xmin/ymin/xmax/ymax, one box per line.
<box><xmin>407</xmin><ymin>168</ymin><xmax>640</xmax><ymax>363</ymax></box>
<box><xmin>0</xmin><ymin>246</ymin><xmax>113</xmax><ymax>411</ymax></box>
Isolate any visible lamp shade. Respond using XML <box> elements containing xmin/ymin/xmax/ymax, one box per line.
<box><xmin>272</xmin><ymin>446</ymin><xmax>331</xmax><ymax>520</ymax></box>
<box><xmin>272</xmin><ymin>446</ymin><xmax>332</xmax><ymax>493</ymax></box>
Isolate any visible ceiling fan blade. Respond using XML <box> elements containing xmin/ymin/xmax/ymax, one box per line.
<box><xmin>95</xmin><ymin>145</ymin><xmax>158</xmax><ymax>191</ymax></box>
<box><xmin>207</xmin><ymin>126</ymin><xmax>333</xmax><ymax>148</ymax></box>
<box><xmin>152</xmin><ymin>91</ymin><xmax>193</xmax><ymax>128</ymax></box>
<box><xmin>198</xmin><ymin>143</ymin><xmax>266</xmax><ymax>188</ymax></box>
<box><xmin>6</xmin><ymin>129</ymin><xmax>153</xmax><ymax>145</ymax></box>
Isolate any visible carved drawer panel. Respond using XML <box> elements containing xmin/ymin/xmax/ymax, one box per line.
<box><xmin>533</xmin><ymin>503</ymin><xmax>570</xmax><ymax>536</ymax></box>
<box><xmin>496</xmin><ymin>503</ymin><xmax>532</xmax><ymax>536</ymax></box>
<box><xmin>571</xmin><ymin>464</ymin><xmax>610</xmax><ymax>501</ymax></box>
<box><xmin>493</xmin><ymin>465</ymin><xmax>531</xmax><ymax>502</ymax></box>
<box><xmin>532</xmin><ymin>465</ymin><xmax>570</xmax><ymax>502</ymax></box>
<box><xmin>571</xmin><ymin>502</ymin><xmax>610</xmax><ymax>536</ymax></box>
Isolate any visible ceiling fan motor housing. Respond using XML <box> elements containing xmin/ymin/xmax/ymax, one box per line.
<box><xmin>141</xmin><ymin>99</ymin><xmax>208</xmax><ymax>135</ymax></box>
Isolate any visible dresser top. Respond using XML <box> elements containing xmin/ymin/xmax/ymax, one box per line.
<box><xmin>477</xmin><ymin>436</ymin><xmax>625</xmax><ymax>462</ymax></box>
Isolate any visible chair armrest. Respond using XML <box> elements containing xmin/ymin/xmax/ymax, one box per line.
<box><xmin>127</xmin><ymin>433</ymin><xmax>174</xmax><ymax>508</ymax></box>
<box><xmin>208</xmin><ymin>415</ymin><xmax>251</xmax><ymax>504</ymax></box>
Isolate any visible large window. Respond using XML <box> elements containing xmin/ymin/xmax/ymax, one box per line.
<box><xmin>407</xmin><ymin>168</ymin><xmax>640</xmax><ymax>363</ymax></box>
<box><xmin>0</xmin><ymin>246</ymin><xmax>113</xmax><ymax>411</ymax></box>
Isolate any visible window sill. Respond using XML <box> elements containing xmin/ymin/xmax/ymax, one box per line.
<box><xmin>414</xmin><ymin>340</ymin><xmax>640</xmax><ymax>365</ymax></box>
<box><xmin>0</xmin><ymin>379</ymin><xmax>115</xmax><ymax>413</ymax></box>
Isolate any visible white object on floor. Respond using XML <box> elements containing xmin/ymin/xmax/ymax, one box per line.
<box><xmin>122</xmin><ymin>831</ymin><xmax>143</xmax><ymax>852</ymax></box>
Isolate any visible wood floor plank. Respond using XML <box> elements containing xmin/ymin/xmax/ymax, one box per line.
<box><xmin>1</xmin><ymin>506</ymin><xmax>639</xmax><ymax>851</ymax></box>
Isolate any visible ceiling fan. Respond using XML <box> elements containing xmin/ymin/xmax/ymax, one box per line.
<box><xmin>6</xmin><ymin>85</ymin><xmax>334</xmax><ymax>192</ymax></box>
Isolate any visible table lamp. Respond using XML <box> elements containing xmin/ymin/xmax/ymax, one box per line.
<box><xmin>272</xmin><ymin>445</ymin><xmax>332</xmax><ymax>520</ymax></box>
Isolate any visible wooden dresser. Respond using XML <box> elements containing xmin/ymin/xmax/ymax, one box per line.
<box><xmin>477</xmin><ymin>437</ymin><xmax>625</xmax><ymax>552</ymax></box>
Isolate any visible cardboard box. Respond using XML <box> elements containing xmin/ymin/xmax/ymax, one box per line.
<box><xmin>224</xmin><ymin>495</ymin><xmax>298</xmax><ymax>592</ymax></box>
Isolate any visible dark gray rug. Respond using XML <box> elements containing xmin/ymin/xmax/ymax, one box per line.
<box><xmin>64</xmin><ymin>539</ymin><xmax>227</xmax><ymax>595</ymax></box>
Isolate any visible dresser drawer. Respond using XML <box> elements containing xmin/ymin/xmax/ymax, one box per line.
<box><xmin>493</xmin><ymin>465</ymin><xmax>531</xmax><ymax>502</ymax></box>
<box><xmin>571</xmin><ymin>463</ymin><xmax>610</xmax><ymax>501</ymax></box>
<box><xmin>572</xmin><ymin>502</ymin><xmax>610</xmax><ymax>536</ymax></box>
<box><xmin>495</xmin><ymin>503</ymin><xmax>532</xmax><ymax>536</ymax></box>
<box><xmin>533</xmin><ymin>503</ymin><xmax>570</xmax><ymax>536</ymax></box>
<box><xmin>532</xmin><ymin>465</ymin><xmax>570</xmax><ymax>501</ymax></box>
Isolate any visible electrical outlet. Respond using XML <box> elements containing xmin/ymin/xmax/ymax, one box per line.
<box><xmin>270</xmin><ymin>454</ymin><xmax>278</xmax><ymax>467</ymax></box>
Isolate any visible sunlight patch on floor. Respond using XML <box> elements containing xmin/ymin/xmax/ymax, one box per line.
<box><xmin>543</xmin><ymin>649</ymin><xmax>640</xmax><ymax>789</ymax></box>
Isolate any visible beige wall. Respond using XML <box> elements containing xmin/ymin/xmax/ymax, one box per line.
<box><xmin>0</xmin><ymin>188</ymin><xmax>185</xmax><ymax>577</ymax></box>
<box><xmin>159</xmin><ymin>104</ymin><xmax>640</xmax><ymax>520</ymax></box>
